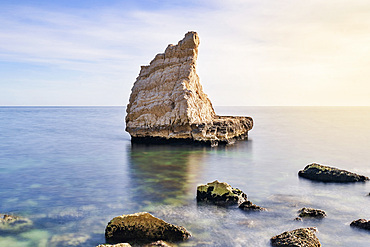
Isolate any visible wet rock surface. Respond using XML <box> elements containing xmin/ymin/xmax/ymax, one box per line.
<box><xmin>196</xmin><ymin>180</ymin><xmax>247</xmax><ymax>206</ymax></box>
<box><xmin>350</xmin><ymin>219</ymin><xmax>370</xmax><ymax>231</ymax></box>
<box><xmin>239</xmin><ymin>200</ymin><xmax>266</xmax><ymax>211</ymax></box>
<box><xmin>0</xmin><ymin>213</ymin><xmax>33</xmax><ymax>231</ymax></box>
<box><xmin>105</xmin><ymin>212</ymin><xmax>191</xmax><ymax>244</ymax></box>
<box><xmin>298</xmin><ymin>163</ymin><xmax>369</xmax><ymax>183</ymax></box>
<box><xmin>125</xmin><ymin>31</ymin><xmax>253</xmax><ymax>146</ymax></box>
<box><xmin>270</xmin><ymin>227</ymin><xmax>321</xmax><ymax>247</ymax></box>
<box><xmin>298</xmin><ymin>208</ymin><xmax>326</xmax><ymax>219</ymax></box>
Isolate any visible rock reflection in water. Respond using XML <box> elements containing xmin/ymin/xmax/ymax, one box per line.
<box><xmin>128</xmin><ymin>143</ymin><xmax>208</xmax><ymax>206</ymax></box>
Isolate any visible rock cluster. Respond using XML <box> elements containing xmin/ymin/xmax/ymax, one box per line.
<box><xmin>125</xmin><ymin>31</ymin><xmax>253</xmax><ymax>146</ymax></box>
<box><xmin>270</xmin><ymin>227</ymin><xmax>321</xmax><ymax>247</ymax></box>
<box><xmin>350</xmin><ymin>219</ymin><xmax>370</xmax><ymax>231</ymax></box>
<box><xmin>298</xmin><ymin>163</ymin><xmax>369</xmax><ymax>183</ymax></box>
<box><xmin>105</xmin><ymin>212</ymin><xmax>191</xmax><ymax>244</ymax></box>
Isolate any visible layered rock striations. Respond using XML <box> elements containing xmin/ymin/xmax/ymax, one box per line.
<box><xmin>125</xmin><ymin>32</ymin><xmax>253</xmax><ymax>146</ymax></box>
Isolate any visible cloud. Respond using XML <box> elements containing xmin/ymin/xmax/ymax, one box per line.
<box><xmin>0</xmin><ymin>0</ymin><xmax>370</xmax><ymax>105</ymax></box>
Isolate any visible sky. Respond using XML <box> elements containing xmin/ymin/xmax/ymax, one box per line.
<box><xmin>0</xmin><ymin>0</ymin><xmax>369</xmax><ymax>106</ymax></box>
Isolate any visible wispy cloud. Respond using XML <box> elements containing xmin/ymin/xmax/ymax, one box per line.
<box><xmin>0</xmin><ymin>0</ymin><xmax>370</xmax><ymax>105</ymax></box>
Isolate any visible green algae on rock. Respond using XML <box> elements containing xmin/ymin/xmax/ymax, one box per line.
<box><xmin>105</xmin><ymin>212</ymin><xmax>191</xmax><ymax>244</ymax></box>
<box><xmin>196</xmin><ymin>180</ymin><xmax>247</xmax><ymax>206</ymax></box>
<box><xmin>298</xmin><ymin>163</ymin><xmax>369</xmax><ymax>183</ymax></box>
<box><xmin>298</xmin><ymin>208</ymin><xmax>326</xmax><ymax>219</ymax></box>
<box><xmin>271</xmin><ymin>227</ymin><xmax>321</xmax><ymax>247</ymax></box>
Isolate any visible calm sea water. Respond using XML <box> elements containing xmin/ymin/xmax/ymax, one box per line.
<box><xmin>1</xmin><ymin>106</ymin><xmax>370</xmax><ymax>246</ymax></box>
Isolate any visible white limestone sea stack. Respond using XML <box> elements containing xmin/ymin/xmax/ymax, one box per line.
<box><xmin>125</xmin><ymin>31</ymin><xmax>253</xmax><ymax>146</ymax></box>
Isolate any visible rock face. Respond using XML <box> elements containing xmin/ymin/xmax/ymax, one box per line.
<box><xmin>105</xmin><ymin>212</ymin><xmax>191</xmax><ymax>244</ymax></box>
<box><xmin>196</xmin><ymin>180</ymin><xmax>247</xmax><ymax>206</ymax></box>
<box><xmin>125</xmin><ymin>31</ymin><xmax>253</xmax><ymax>146</ymax></box>
<box><xmin>239</xmin><ymin>200</ymin><xmax>266</xmax><ymax>212</ymax></box>
<box><xmin>298</xmin><ymin>163</ymin><xmax>369</xmax><ymax>183</ymax></box>
<box><xmin>298</xmin><ymin>208</ymin><xmax>326</xmax><ymax>219</ymax></box>
<box><xmin>270</xmin><ymin>227</ymin><xmax>321</xmax><ymax>247</ymax></box>
<box><xmin>350</xmin><ymin>219</ymin><xmax>370</xmax><ymax>231</ymax></box>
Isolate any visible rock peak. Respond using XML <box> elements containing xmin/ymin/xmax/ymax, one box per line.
<box><xmin>125</xmin><ymin>32</ymin><xmax>253</xmax><ymax>146</ymax></box>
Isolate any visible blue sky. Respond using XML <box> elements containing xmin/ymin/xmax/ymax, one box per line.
<box><xmin>1</xmin><ymin>0</ymin><xmax>370</xmax><ymax>106</ymax></box>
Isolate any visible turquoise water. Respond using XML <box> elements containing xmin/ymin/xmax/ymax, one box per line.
<box><xmin>1</xmin><ymin>106</ymin><xmax>370</xmax><ymax>246</ymax></box>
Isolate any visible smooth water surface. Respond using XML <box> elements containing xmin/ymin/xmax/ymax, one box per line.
<box><xmin>0</xmin><ymin>106</ymin><xmax>370</xmax><ymax>246</ymax></box>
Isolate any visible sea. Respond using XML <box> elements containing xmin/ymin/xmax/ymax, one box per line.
<box><xmin>0</xmin><ymin>106</ymin><xmax>370</xmax><ymax>247</ymax></box>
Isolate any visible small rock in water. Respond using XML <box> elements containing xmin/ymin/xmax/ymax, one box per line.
<box><xmin>350</xmin><ymin>219</ymin><xmax>370</xmax><ymax>231</ymax></box>
<box><xmin>239</xmin><ymin>200</ymin><xmax>266</xmax><ymax>211</ymax></box>
<box><xmin>294</xmin><ymin>217</ymin><xmax>303</xmax><ymax>221</ymax></box>
<box><xmin>0</xmin><ymin>213</ymin><xmax>33</xmax><ymax>231</ymax></box>
<box><xmin>105</xmin><ymin>212</ymin><xmax>191</xmax><ymax>244</ymax></box>
<box><xmin>97</xmin><ymin>244</ymin><xmax>131</xmax><ymax>247</ymax></box>
<box><xmin>298</xmin><ymin>163</ymin><xmax>369</xmax><ymax>183</ymax></box>
<box><xmin>196</xmin><ymin>180</ymin><xmax>247</xmax><ymax>206</ymax></box>
<box><xmin>271</xmin><ymin>227</ymin><xmax>321</xmax><ymax>247</ymax></box>
<box><xmin>298</xmin><ymin>207</ymin><xmax>327</xmax><ymax>219</ymax></box>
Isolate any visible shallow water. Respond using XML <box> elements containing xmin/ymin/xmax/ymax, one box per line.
<box><xmin>0</xmin><ymin>106</ymin><xmax>370</xmax><ymax>246</ymax></box>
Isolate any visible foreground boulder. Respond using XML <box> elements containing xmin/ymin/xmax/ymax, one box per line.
<box><xmin>270</xmin><ymin>227</ymin><xmax>321</xmax><ymax>247</ymax></box>
<box><xmin>350</xmin><ymin>219</ymin><xmax>370</xmax><ymax>231</ymax></box>
<box><xmin>298</xmin><ymin>163</ymin><xmax>369</xmax><ymax>183</ymax></box>
<box><xmin>105</xmin><ymin>212</ymin><xmax>191</xmax><ymax>244</ymax></box>
<box><xmin>298</xmin><ymin>208</ymin><xmax>326</xmax><ymax>219</ymax></box>
<box><xmin>196</xmin><ymin>180</ymin><xmax>247</xmax><ymax>206</ymax></box>
<box><xmin>125</xmin><ymin>31</ymin><xmax>253</xmax><ymax>146</ymax></box>
<box><xmin>0</xmin><ymin>213</ymin><xmax>32</xmax><ymax>231</ymax></box>
<box><xmin>239</xmin><ymin>200</ymin><xmax>266</xmax><ymax>211</ymax></box>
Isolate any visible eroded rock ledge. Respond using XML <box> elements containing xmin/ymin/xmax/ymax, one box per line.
<box><xmin>125</xmin><ymin>32</ymin><xmax>253</xmax><ymax>146</ymax></box>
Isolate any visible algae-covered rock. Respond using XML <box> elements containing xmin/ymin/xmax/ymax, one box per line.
<box><xmin>298</xmin><ymin>208</ymin><xmax>326</xmax><ymax>219</ymax></box>
<box><xmin>270</xmin><ymin>227</ymin><xmax>321</xmax><ymax>247</ymax></box>
<box><xmin>298</xmin><ymin>163</ymin><xmax>369</xmax><ymax>183</ymax></box>
<box><xmin>350</xmin><ymin>219</ymin><xmax>370</xmax><ymax>231</ymax></box>
<box><xmin>239</xmin><ymin>201</ymin><xmax>266</xmax><ymax>212</ymax></box>
<box><xmin>0</xmin><ymin>213</ymin><xmax>33</xmax><ymax>231</ymax></box>
<box><xmin>105</xmin><ymin>212</ymin><xmax>191</xmax><ymax>244</ymax></box>
<box><xmin>196</xmin><ymin>180</ymin><xmax>247</xmax><ymax>206</ymax></box>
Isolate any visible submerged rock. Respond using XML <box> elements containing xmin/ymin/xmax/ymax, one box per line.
<box><xmin>239</xmin><ymin>200</ymin><xmax>266</xmax><ymax>212</ymax></box>
<box><xmin>125</xmin><ymin>31</ymin><xmax>253</xmax><ymax>146</ymax></box>
<box><xmin>105</xmin><ymin>212</ymin><xmax>191</xmax><ymax>244</ymax></box>
<box><xmin>49</xmin><ymin>233</ymin><xmax>90</xmax><ymax>247</ymax></box>
<box><xmin>0</xmin><ymin>213</ymin><xmax>32</xmax><ymax>231</ymax></box>
<box><xmin>298</xmin><ymin>163</ymin><xmax>369</xmax><ymax>183</ymax></box>
<box><xmin>270</xmin><ymin>227</ymin><xmax>321</xmax><ymax>247</ymax></box>
<box><xmin>298</xmin><ymin>208</ymin><xmax>326</xmax><ymax>219</ymax></box>
<box><xmin>350</xmin><ymin>219</ymin><xmax>370</xmax><ymax>231</ymax></box>
<box><xmin>196</xmin><ymin>180</ymin><xmax>247</xmax><ymax>206</ymax></box>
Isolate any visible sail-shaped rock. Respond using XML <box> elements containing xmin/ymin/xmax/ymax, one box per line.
<box><xmin>125</xmin><ymin>32</ymin><xmax>253</xmax><ymax>146</ymax></box>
